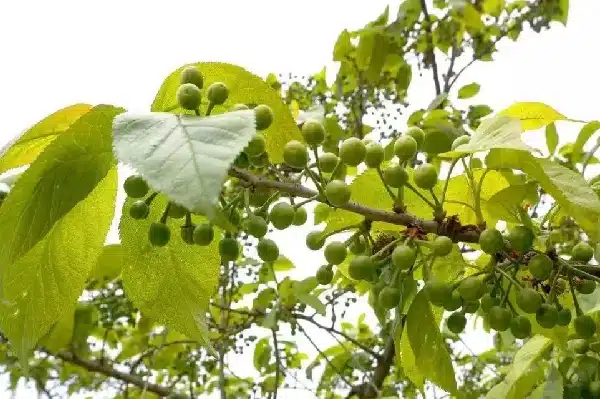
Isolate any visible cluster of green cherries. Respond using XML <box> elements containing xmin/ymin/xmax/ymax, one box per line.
<box><xmin>422</xmin><ymin>224</ymin><xmax>599</xmax><ymax>342</ymax></box>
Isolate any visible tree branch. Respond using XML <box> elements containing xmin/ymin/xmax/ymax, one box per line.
<box><xmin>419</xmin><ymin>0</ymin><xmax>441</xmax><ymax>95</ymax></box>
<box><xmin>229</xmin><ymin>167</ymin><xmax>481</xmax><ymax>243</ymax></box>
<box><xmin>53</xmin><ymin>350</ymin><xmax>182</xmax><ymax>398</ymax></box>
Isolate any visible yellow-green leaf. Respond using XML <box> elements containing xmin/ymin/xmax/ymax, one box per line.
<box><xmin>151</xmin><ymin>62</ymin><xmax>302</xmax><ymax>163</ymax></box>
<box><xmin>0</xmin><ymin>104</ymin><xmax>92</xmax><ymax>174</ymax></box>
<box><xmin>120</xmin><ymin>194</ymin><xmax>220</xmax><ymax>345</ymax></box>
<box><xmin>0</xmin><ymin>168</ymin><xmax>117</xmax><ymax>360</ymax></box>
<box><xmin>89</xmin><ymin>244</ymin><xmax>123</xmax><ymax>282</ymax></box>
<box><xmin>457</xmin><ymin>82</ymin><xmax>480</xmax><ymax>99</ymax></box>
<box><xmin>571</xmin><ymin>121</ymin><xmax>600</xmax><ymax>163</ymax></box>
<box><xmin>498</xmin><ymin>102</ymin><xmax>567</xmax><ymax>131</ymax></box>
<box><xmin>486</xmin><ymin>149</ymin><xmax>600</xmax><ymax>241</ymax></box>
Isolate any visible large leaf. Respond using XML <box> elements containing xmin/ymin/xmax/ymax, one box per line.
<box><xmin>485</xmin><ymin>335</ymin><xmax>552</xmax><ymax>399</ymax></box>
<box><xmin>402</xmin><ymin>290</ymin><xmax>456</xmax><ymax>393</ymax></box>
<box><xmin>0</xmin><ymin>168</ymin><xmax>117</xmax><ymax>360</ymax></box>
<box><xmin>120</xmin><ymin>194</ymin><xmax>220</xmax><ymax>344</ymax></box>
<box><xmin>498</xmin><ymin>102</ymin><xmax>567</xmax><ymax>131</ymax></box>
<box><xmin>0</xmin><ymin>105</ymin><xmax>121</xmax><ymax>272</ymax></box>
<box><xmin>89</xmin><ymin>244</ymin><xmax>123</xmax><ymax>282</ymax></box>
<box><xmin>529</xmin><ymin>365</ymin><xmax>563</xmax><ymax>399</ymax></box>
<box><xmin>486</xmin><ymin>149</ymin><xmax>600</xmax><ymax>241</ymax></box>
<box><xmin>486</xmin><ymin>182</ymin><xmax>539</xmax><ymax>223</ymax></box>
<box><xmin>571</xmin><ymin>121</ymin><xmax>600</xmax><ymax>163</ymax></box>
<box><xmin>151</xmin><ymin>62</ymin><xmax>302</xmax><ymax>163</ymax></box>
<box><xmin>0</xmin><ymin>104</ymin><xmax>92</xmax><ymax>174</ymax></box>
<box><xmin>445</xmin><ymin>115</ymin><xmax>531</xmax><ymax>156</ymax></box>
<box><xmin>113</xmin><ymin>110</ymin><xmax>255</xmax><ymax>218</ymax></box>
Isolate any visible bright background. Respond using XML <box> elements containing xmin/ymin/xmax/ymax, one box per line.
<box><xmin>1</xmin><ymin>1</ymin><xmax>600</xmax><ymax>397</ymax></box>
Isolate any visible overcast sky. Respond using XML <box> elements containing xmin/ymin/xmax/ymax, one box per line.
<box><xmin>1</xmin><ymin>1</ymin><xmax>600</xmax><ymax>398</ymax></box>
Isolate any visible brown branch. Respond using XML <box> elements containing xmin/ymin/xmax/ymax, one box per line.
<box><xmin>419</xmin><ymin>0</ymin><xmax>441</xmax><ymax>95</ymax></box>
<box><xmin>229</xmin><ymin>167</ymin><xmax>480</xmax><ymax>243</ymax></box>
<box><xmin>53</xmin><ymin>350</ymin><xmax>181</xmax><ymax>398</ymax></box>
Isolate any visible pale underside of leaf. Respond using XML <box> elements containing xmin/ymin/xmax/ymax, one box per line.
<box><xmin>113</xmin><ymin>110</ymin><xmax>256</xmax><ymax>217</ymax></box>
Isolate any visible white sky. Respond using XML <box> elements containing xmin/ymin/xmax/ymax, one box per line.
<box><xmin>1</xmin><ymin>0</ymin><xmax>600</xmax><ymax>398</ymax></box>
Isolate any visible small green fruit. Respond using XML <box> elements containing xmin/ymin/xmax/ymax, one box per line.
<box><xmin>413</xmin><ymin>163</ymin><xmax>438</xmax><ymax>189</ymax></box>
<box><xmin>254</xmin><ymin>104</ymin><xmax>274</xmax><ymax>131</ymax></box>
<box><xmin>480</xmin><ymin>293</ymin><xmax>500</xmax><ymax>313</ymax></box>
<box><xmin>193</xmin><ymin>223</ymin><xmax>214</xmax><ymax>246</ymax></box>
<box><xmin>245</xmin><ymin>133</ymin><xmax>266</xmax><ymax>157</ymax></box>
<box><xmin>364</xmin><ymin>142</ymin><xmax>384</xmax><ymax>168</ymax></box>
<box><xmin>379</xmin><ymin>287</ymin><xmax>401</xmax><ymax>309</ymax></box>
<box><xmin>479</xmin><ymin>228</ymin><xmax>504</xmax><ymax>254</ymax></box>
<box><xmin>180</xmin><ymin>224</ymin><xmax>195</xmax><ymax>245</ymax></box>
<box><xmin>488</xmin><ymin>306</ymin><xmax>512</xmax><ymax>331</ymax></box>
<box><xmin>578</xmin><ymin>279</ymin><xmax>597</xmax><ymax>295</ymax></box>
<box><xmin>383</xmin><ymin>165</ymin><xmax>409</xmax><ymax>188</ymax></box>
<box><xmin>432</xmin><ymin>236</ymin><xmax>453</xmax><ymax>257</ymax></box>
<box><xmin>339</xmin><ymin>137</ymin><xmax>366</xmax><ymax>166</ymax></box>
<box><xmin>324</xmin><ymin>241</ymin><xmax>347</xmax><ymax>265</ymax></box>
<box><xmin>425</xmin><ymin>280</ymin><xmax>453</xmax><ymax>307</ymax></box>
<box><xmin>451</xmin><ymin>135</ymin><xmax>470</xmax><ymax>150</ymax></box>
<box><xmin>316</xmin><ymin>265</ymin><xmax>334</xmax><ymax>285</ymax></box>
<box><xmin>319</xmin><ymin>153</ymin><xmax>339</xmax><ymax>173</ymax></box>
<box><xmin>302</xmin><ymin>120</ymin><xmax>326</xmax><ymax>146</ymax></box>
<box><xmin>572</xmin><ymin>339</ymin><xmax>590</xmax><ymax>354</ymax></box>
<box><xmin>177</xmin><ymin>83</ymin><xmax>202</xmax><ymax>110</ymax></box>
<box><xmin>575</xmin><ymin>315</ymin><xmax>597</xmax><ymax>339</ymax></box>
<box><xmin>348</xmin><ymin>255</ymin><xmax>374</xmax><ymax>281</ymax></box>
<box><xmin>129</xmin><ymin>200</ymin><xmax>149</xmax><ymax>220</ymax></box>
<box><xmin>444</xmin><ymin>290</ymin><xmax>463</xmax><ymax>311</ymax></box>
<box><xmin>325</xmin><ymin>180</ymin><xmax>351</xmax><ymax>207</ymax></box>
<box><xmin>557</xmin><ymin>308</ymin><xmax>572</xmax><ymax>326</ymax></box>
<box><xmin>306</xmin><ymin>231</ymin><xmax>325</xmax><ymax>250</ymax></box>
<box><xmin>572</xmin><ymin>242</ymin><xmax>594</xmax><ymax>263</ymax></box>
<box><xmin>234</xmin><ymin>152</ymin><xmax>250</xmax><ymax>169</ymax></box>
<box><xmin>149</xmin><ymin>222</ymin><xmax>171</xmax><ymax>247</ymax></box>
<box><xmin>244</xmin><ymin>215</ymin><xmax>268</xmax><ymax>238</ymax></box>
<box><xmin>458</xmin><ymin>276</ymin><xmax>484</xmax><ymax>301</ymax></box>
<box><xmin>536</xmin><ymin>303</ymin><xmax>558</xmax><ymax>329</ymax></box>
<box><xmin>516</xmin><ymin>288</ymin><xmax>542</xmax><ymax>314</ymax></box>
<box><xmin>250</xmin><ymin>152</ymin><xmax>269</xmax><ymax>168</ymax></box>
<box><xmin>405</xmin><ymin>126</ymin><xmax>425</xmax><ymax>148</ymax></box>
<box><xmin>391</xmin><ymin>245</ymin><xmax>416</xmax><ymax>270</ymax></box>
<box><xmin>207</xmin><ymin>82</ymin><xmax>229</xmax><ymax>105</ymax></box>
<box><xmin>180</xmin><ymin>65</ymin><xmax>204</xmax><ymax>89</ymax></box>
<box><xmin>124</xmin><ymin>175</ymin><xmax>149</xmax><ymax>198</ymax></box>
<box><xmin>349</xmin><ymin>236</ymin><xmax>367</xmax><ymax>254</ymax></box>
<box><xmin>257</xmin><ymin>238</ymin><xmax>280</xmax><ymax>262</ymax></box>
<box><xmin>462</xmin><ymin>300</ymin><xmax>480</xmax><ymax>314</ymax></box>
<box><xmin>168</xmin><ymin>202</ymin><xmax>187</xmax><ymax>219</ymax></box>
<box><xmin>283</xmin><ymin>140</ymin><xmax>309</xmax><ymax>168</ymax></box>
<box><xmin>219</xmin><ymin>237</ymin><xmax>239</xmax><ymax>262</ymax></box>
<box><xmin>394</xmin><ymin>135</ymin><xmax>418</xmax><ymax>161</ymax></box>
<box><xmin>270</xmin><ymin>202</ymin><xmax>295</xmax><ymax>230</ymax></box>
<box><xmin>293</xmin><ymin>207</ymin><xmax>307</xmax><ymax>226</ymax></box>
<box><xmin>507</xmin><ymin>225</ymin><xmax>534</xmax><ymax>253</ymax></box>
<box><xmin>528</xmin><ymin>254</ymin><xmax>553</xmax><ymax>280</ymax></box>
<box><xmin>510</xmin><ymin>315</ymin><xmax>532</xmax><ymax>339</ymax></box>
<box><xmin>446</xmin><ymin>312</ymin><xmax>467</xmax><ymax>334</ymax></box>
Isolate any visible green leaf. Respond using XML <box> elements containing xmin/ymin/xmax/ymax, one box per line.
<box><xmin>444</xmin><ymin>115</ymin><xmax>531</xmax><ymax>156</ymax></box>
<box><xmin>0</xmin><ymin>105</ymin><xmax>121</xmax><ymax>269</ymax></box>
<box><xmin>253</xmin><ymin>337</ymin><xmax>272</xmax><ymax>370</ymax></box>
<box><xmin>89</xmin><ymin>244</ymin><xmax>123</xmax><ymax>282</ymax></box>
<box><xmin>365</xmin><ymin>34</ymin><xmax>388</xmax><ymax>83</ymax></box>
<box><xmin>571</xmin><ymin>121</ymin><xmax>600</xmax><ymax>162</ymax></box>
<box><xmin>545</xmin><ymin>123</ymin><xmax>559</xmax><ymax>155</ymax></box>
<box><xmin>39</xmin><ymin>307</ymin><xmax>75</xmax><ymax>353</ymax></box>
<box><xmin>482</xmin><ymin>0</ymin><xmax>505</xmax><ymax>17</ymax></box>
<box><xmin>553</xmin><ymin>0</ymin><xmax>569</xmax><ymax>25</ymax></box>
<box><xmin>462</xmin><ymin>4</ymin><xmax>485</xmax><ymax>31</ymax></box>
<box><xmin>0</xmin><ymin>104</ymin><xmax>92</xmax><ymax>174</ymax></box>
<box><xmin>529</xmin><ymin>365</ymin><xmax>563</xmax><ymax>399</ymax></box>
<box><xmin>485</xmin><ymin>335</ymin><xmax>552</xmax><ymax>399</ymax></box>
<box><xmin>429</xmin><ymin>245</ymin><xmax>467</xmax><ymax>282</ymax></box>
<box><xmin>457</xmin><ymin>82</ymin><xmax>480</xmax><ymax>99</ymax></box>
<box><xmin>427</xmin><ymin>93</ymin><xmax>448</xmax><ymax>111</ymax></box>
<box><xmin>113</xmin><ymin>110</ymin><xmax>256</xmax><ymax>218</ymax></box>
<box><xmin>486</xmin><ymin>149</ymin><xmax>600</xmax><ymax>241</ymax></box>
<box><xmin>273</xmin><ymin>256</ymin><xmax>295</xmax><ymax>271</ymax></box>
<box><xmin>120</xmin><ymin>194</ymin><xmax>220</xmax><ymax>344</ymax></box>
<box><xmin>486</xmin><ymin>182</ymin><xmax>539</xmax><ymax>223</ymax></box>
<box><xmin>0</xmin><ymin>168</ymin><xmax>117</xmax><ymax>360</ymax></box>
<box><xmin>314</xmin><ymin>203</ymin><xmax>332</xmax><ymax>225</ymax></box>
<box><xmin>404</xmin><ymin>290</ymin><xmax>456</xmax><ymax>393</ymax></box>
<box><xmin>333</xmin><ymin>29</ymin><xmax>353</xmax><ymax>61</ymax></box>
<box><xmin>151</xmin><ymin>62</ymin><xmax>302</xmax><ymax>163</ymax></box>
<box><xmin>262</xmin><ymin>309</ymin><xmax>277</xmax><ymax>329</ymax></box>
<box><xmin>498</xmin><ymin>102</ymin><xmax>567</xmax><ymax>131</ymax></box>
<box><xmin>296</xmin><ymin>293</ymin><xmax>326</xmax><ymax>316</ymax></box>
